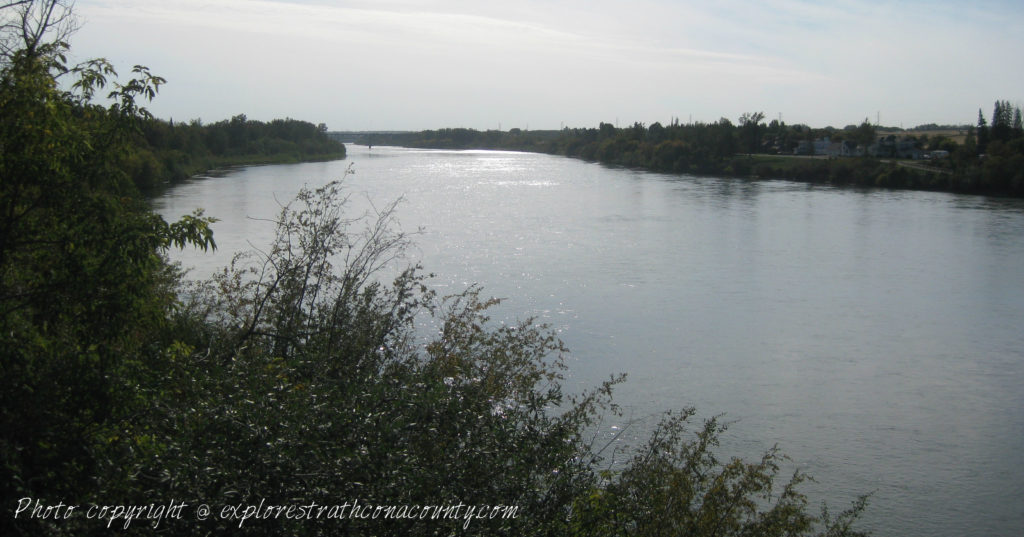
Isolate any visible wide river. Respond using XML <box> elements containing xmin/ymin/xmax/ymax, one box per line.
<box><xmin>155</xmin><ymin>145</ymin><xmax>1024</xmax><ymax>536</ymax></box>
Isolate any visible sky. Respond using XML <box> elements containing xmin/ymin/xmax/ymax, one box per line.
<box><xmin>70</xmin><ymin>0</ymin><xmax>1024</xmax><ymax>131</ymax></box>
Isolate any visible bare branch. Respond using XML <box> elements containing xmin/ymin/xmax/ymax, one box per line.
<box><xmin>1</xmin><ymin>0</ymin><xmax>77</xmax><ymax>63</ymax></box>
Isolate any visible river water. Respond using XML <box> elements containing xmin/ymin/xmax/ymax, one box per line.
<box><xmin>154</xmin><ymin>145</ymin><xmax>1024</xmax><ymax>536</ymax></box>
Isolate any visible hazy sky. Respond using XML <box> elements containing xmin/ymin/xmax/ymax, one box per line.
<box><xmin>71</xmin><ymin>0</ymin><xmax>1024</xmax><ymax>131</ymax></box>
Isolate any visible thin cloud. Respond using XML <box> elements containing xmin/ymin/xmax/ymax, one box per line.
<box><xmin>73</xmin><ymin>0</ymin><xmax>1024</xmax><ymax>129</ymax></box>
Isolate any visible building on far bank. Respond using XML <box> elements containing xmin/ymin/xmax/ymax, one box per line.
<box><xmin>794</xmin><ymin>137</ymin><xmax>862</xmax><ymax>157</ymax></box>
<box><xmin>868</xmin><ymin>135</ymin><xmax>923</xmax><ymax>159</ymax></box>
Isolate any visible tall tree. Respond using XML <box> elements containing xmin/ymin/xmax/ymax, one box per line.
<box><xmin>977</xmin><ymin>108</ymin><xmax>990</xmax><ymax>154</ymax></box>
<box><xmin>991</xmin><ymin>100</ymin><xmax>1015</xmax><ymax>142</ymax></box>
<box><xmin>852</xmin><ymin>118</ymin><xmax>876</xmax><ymax>154</ymax></box>
<box><xmin>739</xmin><ymin>111</ymin><xmax>766</xmax><ymax>153</ymax></box>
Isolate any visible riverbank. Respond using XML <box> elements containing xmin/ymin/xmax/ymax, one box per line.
<box><xmin>159</xmin><ymin>149</ymin><xmax>347</xmax><ymax>183</ymax></box>
<box><xmin>726</xmin><ymin>154</ymin><xmax>964</xmax><ymax>192</ymax></box>
<box><xmin>128</xmin><ymin>117</ymin><xmax>347</xmax><ymax>193</ymax></box>
<box><xmin>140</xmin><ymin>150</ymin><xmax>349</xmax><ymax>199</ymax></box>
<box><xmin>369</xmin><ymin>126</ymin><xmax>1022</xmax><ymax>197</ymax></box>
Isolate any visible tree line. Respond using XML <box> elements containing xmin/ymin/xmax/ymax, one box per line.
<box><xmin>378</xmin><ymin>105</ymin><xmax>1024</xmax><ymax>196</ymax></box>
<box><xmin>3</xmin><ymin>2</ymin><xmax>871</xmax><ymax>535</ymax></box>
<box><xmin>125</xmin><ymin>114</ymin><xmax>345</xmax><ymax>192</ymax></box>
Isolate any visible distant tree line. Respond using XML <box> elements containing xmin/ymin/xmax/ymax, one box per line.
<box><xmin>378</xmin><ymin>104</ymin><xmax>1024</xmax><ymax>196</ymax></box>
<box><xmin>125</xmin><ymin>114</ymin><xmax>346</xmax><ymax>192</ymax></box>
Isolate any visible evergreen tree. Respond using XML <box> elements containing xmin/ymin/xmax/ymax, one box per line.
<box><xmin>991</xmin><ymin>100</ymin><xmax>1014</xmax><ymax>142</ymax></box>
<box><xmin>977</xmin><ymin>108</ymin><xmax>990</xmax><ymax>154</ymax></box>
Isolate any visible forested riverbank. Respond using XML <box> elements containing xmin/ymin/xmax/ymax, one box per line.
<box><xmin>124</xmin><ymin>115</ymin><xmax>346</xmax><ymax>192</ymax></box>
<box><xmin>372</xmin><ymin>110</ymin><xmax>1024</xmax><ymax>196</ymax></box>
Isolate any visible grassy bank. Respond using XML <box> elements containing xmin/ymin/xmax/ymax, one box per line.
<box><xmin>154</xmin><ymin>149</ymin><xmax>346</xmax><ymax>181</ymax></box>
<box><xmin>733</xmin><ymin>155</ymin><xmax>982</xmax><ymax>193</ymax></box>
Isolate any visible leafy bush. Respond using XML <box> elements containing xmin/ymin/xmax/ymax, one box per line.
<box><xmin>0</xmin><ymin>36</ymin><xmax>215</xmax><ymax>537</ymax></box>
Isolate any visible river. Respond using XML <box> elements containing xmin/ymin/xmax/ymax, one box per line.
<box><xmin>154</xmin><ymin>145</ymin><xmax>1024</xmax><ymax>536</ymax></box>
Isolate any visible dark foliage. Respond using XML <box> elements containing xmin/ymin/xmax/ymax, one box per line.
<box><xmin>128</xmin><ymin>114</ymin><xmax>346</xmax><ymax>192</ymax></box>
<box><xmin>377</xmin><ymin>108</ymin><xmax>1024</xmax><ymax>196</ymax></box>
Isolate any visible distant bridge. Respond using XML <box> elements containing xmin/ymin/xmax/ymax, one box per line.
<box><xmin>328</xmin><ymin>131</ymin><xmax>408</xmax><ymax>145</ymax></box>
